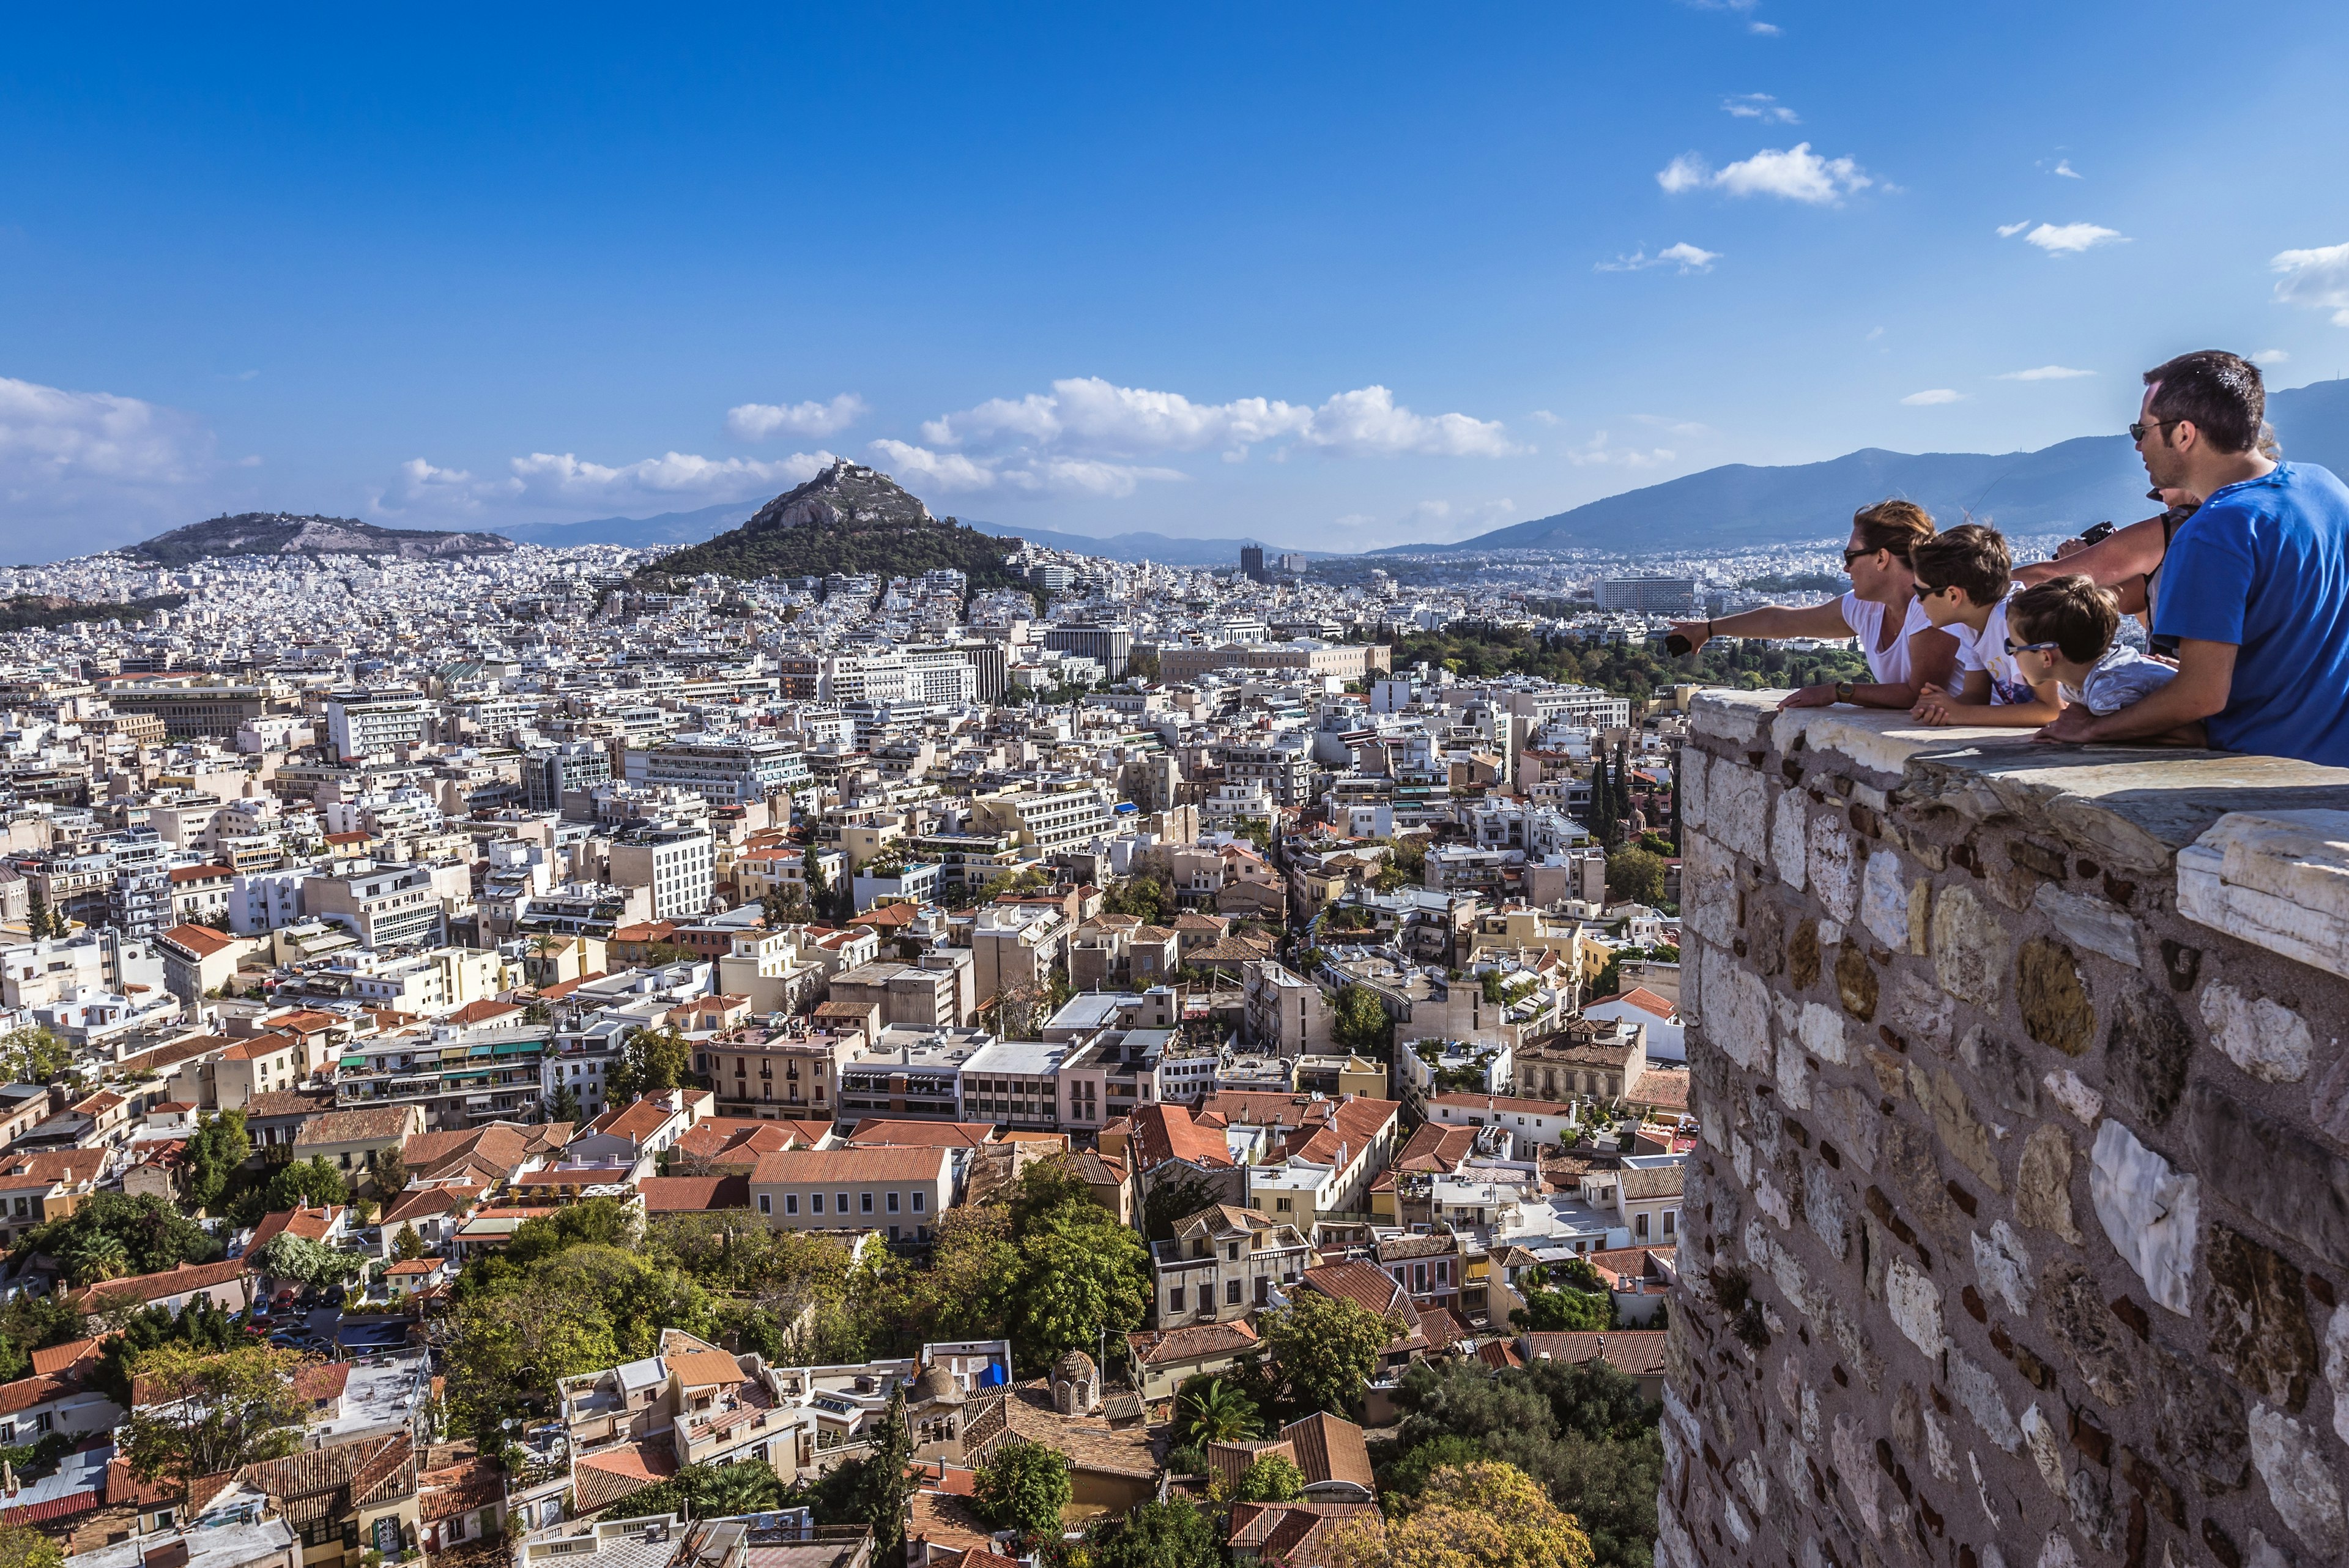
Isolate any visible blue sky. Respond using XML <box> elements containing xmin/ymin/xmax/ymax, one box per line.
<box><xmin>5</xmin><ymin>1</ymin><xmax>2349</xmax><ymax>558</ymax></box>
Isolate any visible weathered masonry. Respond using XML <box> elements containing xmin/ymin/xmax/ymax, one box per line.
<box><xmin>1661</xmin><ymin>689</ymin><xmax>2349</xmax><ymax>1568</ymax></box>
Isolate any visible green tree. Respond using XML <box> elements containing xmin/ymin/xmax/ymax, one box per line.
<box><xmin>600</xmin><ymin>1460</ymin><xmax>786</xmax><ymax>1521</ymax></box>
<box><xmin>183</xmin><ymin>1108</ymin><xmax>250</xmax><ymax>1215</ymax></box>
<box><xmin>1330</xmin><ymin>984</ymin><xmax>1392</xmax><ymax>1058</ymax></box>
<box><xmin>391</xmin><ymin>1224</ymin><xmax>427</xmax><ymax>1263</ymax></box>
<box><xmin>58</xmin><ymin>1231</ymin><xmax>130</xmax><ymax>1288</ymax></box>
<box><xmin>250</xmin><ymin>1233</ymin><xmax>362</xmax><ymax>1293</ymax></box>
<box><xmin>1233</xmin><ymin>1451</ymin><xmax>1304</xmax><ymax>1503</ymax></box>
<box><xmin>812</xmin><ymin>1392</ymin><xmax>911</xmax><ymax>1556</ymax></box>
<box><xmin>121</xmin><ymin>1342</ymin><xmax>305</xmax><ymax>1495</ymax></box>
<box><xmin>89</xmin><ymin>1301</ymin><xmax>240</xmax><ymax>1408</ymax></box>
<box><xmin>0</xmin><ymin>1295</ymin><xmax>84</xmax><ymax>1384</ymax></box>
<box><xmin>1604</xmin><ymin>847</ymin><xmax>1664</xmax><ymax>908</ymax></box>
<box><xmin>607</xmin><ymin>1024</ymin><xmax>692</xmax><ymax>1103</ymax></box>
<box><xmin>1009</xmin><ymin>1202</ymin><xmax>1150</xmax><ymax>1364</ymax></box>
<box><xmin>1512</xmin><ymin>1281</ymin><xmax>1614</xmax><ymax>1333</ymax></box>
<box><xmin>371</xmin><ymin>1144</ymin><xmax>407</xmax><ymax>1198</ymax></box>
<box><xmin>1099</xmin><ymin>875</ymin><xmax>1171</xmax><ymax>926</ymax></box>
<box><xmin>502</xmin><ymin>1197</ymin><xmax>638</xmax><ymax>1268</ymax></box>
<box><xmin>1585</xmin><ymin>755</ymin><xmax>1614</xmax><ymax>847</ymax></box>
<box><xmin>264</xmin><ymin>1156</ymin><xmax>350</xmax><ymax>1213</ymax></box>
<box><xmin>1256</xmin><ymin>1292</ymin><xmax>1400</xmax><ymax>1417</ymax></box>
<box><xmin>22</xmin><ymin>1192</ymin><xmax>218</xmax><ymax>1279</ymax></box>
<box><xmin>0</xmin><ymin>1523</ymin><xmax>64</xmax><ymax>1568</ymax></box>
<box><xmin>974</xmin><ymin>1440</ymin><xmax>1072</xmax><ymax>1543</ymax></box>
<box><xmin>1084</xmin><ymin>1495</ymin><xmax>1218</xmax><ymax>1568</ymax></box>
<box><xmin>1171</xmin><ymin>1376</ymin><xmax>1261</xmax><ymax>1447</ymax></box>
<box><xmin>1327</xmin><ymin>1460</ymin><xmax>1595</xmax><ymax>1568</ymax></box>
<box><xmin>0</xmin><ymin>1026</ymin><xmax>70</xmax><ymax>1085</ymax></box>
<box><xmin>544</xmin><ymin>1083</ymin><xmax>582</xmax><ymax>1124</ymax></box>
<box><xmin>23</xmin><ymin>888</ymin><xmax>53</xmax><ymax>943</ymax></box>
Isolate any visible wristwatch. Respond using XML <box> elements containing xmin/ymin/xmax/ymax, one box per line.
<box><xmin>1835</xmin><ymin>681</ymin><xmax>1855</xmax><ymax>704</ymax></box>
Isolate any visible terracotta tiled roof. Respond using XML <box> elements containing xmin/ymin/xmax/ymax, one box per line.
<box><xmin>243</xmin><ymin>1089</ymin><xmax>336</xmax><ymax>1121</ymax></box>
<box><xmin>73</xmin><ymin>1257</ymin><xmax>250</xmax><ymax>1312</ymax></box>
<box><xmin>750</xmin><ymin>1145</ymin><xmax>947</xmax><ymax>1184</ymax></box>
<box><xmin>29</xmin><ymin>1338</ymin><xmax>100</xmax><ymax>1377</ymax></box>
<box><xmin>294</xmin><ymin>1107</ymin><xmax>415</xmax><ymax>1146</ymax></box>
<box><xmin>1207</xmin><ymin>1438</ymin><xmax>1294</xmax><ymax>1493</ymax></box>
<box><xmin>1630</xmin><ymin>1068</ymin><xmax>1690</xmax><ymax>1112</ymax></box>
<box><xmin>666</xmin><ymin>1349</ymin><xmax>746</xmax><ymax>1388</ymax></box>
<box><xmin>1129</xmin><ymin>1104</ymin><xmax>1234</xmax><ymax>1172</ymax></box>
<box><xmin>844</xmin><ymin>1119</ymin><xmax>996</xmax><ymax>1148</ymax></box>
<box><xmin>1282</xmin><ymin>1412</ymin><xmax>1374</xmax><ymax>1492</ymax></box>
<box><xmin>1617</xmin><ymin>1165</ymin><xmax>1685</xmax><ymax>1200</ymax></box>
<box><xmin>639</xmin><ymin>1175</ymin><xmax>751</xmax><ymax>1214</ymax></box>
<box><xmin>571</xmin><ymin>1443</ymin><xmax>677</xmax><ymax>1514</ymax></box>
<box><xmin>248</xmin><ymin>1204</ymin><xmax>341</xmax><ymax>1250</ymax></box>
<box><xmin>1518</xmin><ymin>1329</ymin><xmax>1668</xmax><ymax>1377</ymax></box>
<box><xmin>1127</xmin><ymin>1319</ymin><xmax>1258</xmax><ymax>1367</ymax></box>
<box><xmin>160</xmin><ymin>924</ymin><xmax>237</xmax><ymax>957</ymax></box>
<box><xmin>1226</xmin><ymin>1502</ymin><xmax>1382</xmax><ymax>1568</ymax></box>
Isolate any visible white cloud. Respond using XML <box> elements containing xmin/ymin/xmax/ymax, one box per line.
<box><xmin>385</xmin><ymin>447</ymin><xmax>836</xmax><ymax>514</ymax></box>
<box><xmin>1565</xmin><ymin>431</ymin><xmax>1676</xmax><ymax>467</ymax></box>
<box><xmin>1996</xmin><ymin>221</ymin><xmax>2031</xmax><ymax>238</ymax></box>
<box><xmin>724</xmin><ymin>393</ymin><xmax>867</xmax><ymax>441</ymax></box>
<box><xmin>1750</xmin><ymin>20</ymin><xmax>1781</xmax><ymax>33</ymax></box>
<box><xmin>2271</xmin><ymin>243</ymin><xmax>2349</xmax><ymax>325</ymax></box>
<box><xmin>865</xmin><ymin>438</ymin><xmax>1184</xmax><ymax>499</ymax></box>
<box><xmin>916</xmin><ymin>376</ymin><xmax>1517</xmax><ymax>461</ymax></box>
<box><xmin>1633</xmin><ymin>414</ymin><xmax>1713</xmax><ymax>437</ymax></box>
<box><xmin>0</xmin><ymin>376</ymin><xmax>218</xmax><ymax>540</ymax></box>
<box><xmin>2018</xmin><ymin>222</ymin><xmax>2128</xmax><ymax>255</ymax></box>
<box><xmin>1658</xmin><ymin>143</ymin><xmax>1872</xmax><ymax>204</ymax></box>
<box><xmin>1723</xmin><ymin>93</ymin><xmax>1797</xmax><ymax>124</ymax></box>
<box><xmin>2052</xmin><ymin>158</ymin><xmax>2081</xmax><ymax>179</ymax></box>
<box><xmin>1901</xmin><ymin>389</ymin><xmax>1964</xmax><ymax>406</ymax></box>
<box><xmin>1996</xmin><ymin>365</ymin><xmax>2095</xmax><ymax>381</ymax></box>
<box><xmin>2254</xmin><ymin>349</ymin><xmax>2291</xmax><ymax>365</ymax></box>
<box><xmin>1597</xmin><ymin>241</ymin><xmax>1721</xmax><ymax>274</ymax></box>
<box><xmin>1529</xmin><ymin>410</ymin><xmax>1562</xmax><ymax>426</ymax></box>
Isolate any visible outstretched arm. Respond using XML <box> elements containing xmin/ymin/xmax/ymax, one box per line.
<box><xmin>1668</xmin><ymin>599</ymin><xmax>1855</xmax><ymax>654</ymax></box>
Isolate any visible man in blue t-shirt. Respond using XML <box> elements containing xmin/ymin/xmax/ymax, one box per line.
<box><xmin>2036</xmin><ymin>349</ymin><xmax>2349</xmax><ymax>766</ymax></box>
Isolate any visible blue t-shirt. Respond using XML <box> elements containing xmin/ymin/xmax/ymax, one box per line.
<box><xmin>2153</xmin><ymin>461</ymin><xmax>2349</xmax><ymax>765</ymax></box>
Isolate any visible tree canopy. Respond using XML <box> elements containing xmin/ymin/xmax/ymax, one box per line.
<box><xmin>0</xmin><ymin>1027</ymin><xmax>70</xmax><ymax>1086</ymax></box>
<box><xmin>973</xmin><ymin>1440</ymin><xmax>1072</xmax><ymax>1543</ymax></box>
<box><xmin>1330</xmin><ymin>1460</ymin><xmax>1595</xmax><ymax>1568</ymax></box>
<box><xmin>121</xmin><ymin>1342</ymin><xmax>306</xmax><ymax>1493</ymax></box>
<box><xmin>1256</xmin><ymin>1292</ymin><xmax>1401</xmax><ymax>1418</ymax></box>
<box><xmin>21</xmin><ymin>1193</ymin><xmax>218</xmax><ymax>1284</ymax></box>
<box><xmin>264</xmin><ymin>1156</ymin><xmax>351</xmax><ymax>1214</ymax></box>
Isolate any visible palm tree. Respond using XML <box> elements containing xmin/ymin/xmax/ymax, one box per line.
<box><xmin>61</xmin><ymin>1231</ymin><xmax>130</xmax><ymax>1287</ymax></box>
<box><xmin>1174</xmin><ymin>1378</ymin><xmax>1261</xmax><ymax>1447</ymax></box>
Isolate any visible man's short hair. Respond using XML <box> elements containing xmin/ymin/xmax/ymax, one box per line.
<box><xmin>1850</xmin><ymin>499</ymin><xmax>1935</xmax><ymax>564</ymax></box>
<box><xmin>2143</xmin><ymin>350</ymin><xmax>2264</xmax><ymax>454</ymax></box>
<box><xmin>2009</xmin><ymin>574</ymin><xmax>2122</xmax><ymax>665</ymax></box>
<box><xmin>1908</xmin><ymin>523</ymin><xmax>2011</xmax><ymax>608</ymax></box>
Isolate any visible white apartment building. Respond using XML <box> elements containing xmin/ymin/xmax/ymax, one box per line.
<box><xmin>325</xmin><ymin>691</ymin><xmax>430</xmax><ymax>761</ymax></box>
<box><xmin>818</xmin><ymin>650</ymin><xmax>978</xmax><ymax>706</ymax></box>
<box><xmin>749</xmin><ymin>1145</ymin><xmax>953</xmax><ymax>1243</ymax></box>
<box><xmin>303</xmin><ymin>863</ymin><xmax>448</xmax><ymax>949</ymax></box>
<box><xmin>967</xmin><ymin>782</ymin><xmax>1116</xmax><ymax>853</ymax></box>
<box><xmin>621</xmin><ymin>734</ymin><xmax>812</xmax><ymax>805</ymax></box>
<box><xmin>606</xmin><ymin>826</ymin><xmax>714</xmax><ymax>921</ymax></box>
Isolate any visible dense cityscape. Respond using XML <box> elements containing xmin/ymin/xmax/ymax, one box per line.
<box><xmin>0</xmin><ymin>460</ymin><xmax>1767</xmax><ymax>1568</ymax></box>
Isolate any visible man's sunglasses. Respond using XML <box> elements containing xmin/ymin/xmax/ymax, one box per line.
<box><xmin>1842</xmin><ymin>546</ymin><xmax>1877</xmax><ymax>565</ymax></box>
<box><xmin>2129</xmin><ymin>417</ymin><xmax>2183</xmax><ymax>444</ymax></box>
<box><xmin>2004</xmin><ymin>637</ymin><xmax>2061</xmax><ymax>658</ymax></box>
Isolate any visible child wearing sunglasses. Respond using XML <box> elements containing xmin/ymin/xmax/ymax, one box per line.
<box><xmin>2006</xmin><ymin>575</ymin><xmax>2200</xmax><ymax>745</ymax></box>
<box><xmin>1904</xmin><ymin>524</ymin><xmax>2064</xmax><ymax>727</ymax></box>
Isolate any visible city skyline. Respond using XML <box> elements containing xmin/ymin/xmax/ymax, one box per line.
<box><xmin>4</xmin><ymin>2</ymin><xmax>2348</xmax><ymax>558</ymax></box>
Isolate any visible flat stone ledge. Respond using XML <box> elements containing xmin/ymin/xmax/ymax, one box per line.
<box><xmin>1689</xmin><ymin>688</ymin><xmax>2349</xmax><ymax>975</ymax></box>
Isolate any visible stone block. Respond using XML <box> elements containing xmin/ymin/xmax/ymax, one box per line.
<box><xmin>1928</xmin><ymin>1063</ymin><xmax>2003</xmax><ymax>1192</ymax></box>
<box><xmin>1809</xmin><ymin>811</ymin><xmax>1858</xmax><ymax>924</ymax></box>
<box><xmin>2246</xmin><ymin>1402</ymin><xmax>2348</xmax><ymax>1558</ymax></box>
<box><xmin>2041</xmin><ymin>1068</ymin><xmax>2102</xmax><ymax>1125</ymax></box>
<box><xmin>2186</xmin><ymin>1082</ymin><xmax>2349</xmax><ymax>1275</ymax></box>
<box><xmin>1680</xmin><ymin>744</ymin><xmax>1710</xmax><ymax>830</ymax></box>
<box><xmin>2016</xmin><ymin>1123</ymin><xmax>2084</xmax><ymax>1244</ymax></box>
<box><xmin>2089</xmin><ymin>1118</ymin><xmax>2199</xmax><ymax>1317</ymax></box>
<box><xmin>1957</xmin><ymin>1025</ymin><xmax>2039</xmax><ymax>1121</ymax></box>
<box><xmin>1701</xmin><ymin>942</ymin><xmax>1775</xmax><ymax>1074</ymax></box>
<box><xmin>2199</xmin><ymin>983</ymin><xmax>2316</xmax><ymax>1085</ymax></box>
<box><xmin>1797</xmin><ymin>1000</ymin><xmax>1850</xmax><ymax>1065</ymax></box>
<box><xmin>1710</xmin><ymin>760</ymin><xmax>1771</xmax><ymax>864</ymax></box>
<box><xmin>2022</xmin><ymin>1400</ymin><xmax>2068</xmax><ymax>1495</ymax></box>
<box><xmin>1803</xmin><ymin>1161</ymin><xmax>1850</xmax><ymax>1260</ymax></box>
<box><xmin>1971</xmin><ymin>1221</ymin><xmax>2034</xmax><ymax>1317</ymax></box>
<box><xmin>2031</xmin><ymin>882</ymin><xmax>2142</xmax><ymax>968</ymax></box>
<box><xmin>2152</xmin><ymin>1343</ymin><xmax>2250</xmax><ymax>1491</ymax></box>
<box><xmin>2176</xmin><ymin>809</ymin><xmax>2349</xmax><ymax>981</ymax></box>
<box><xmin>1787</xmin><ymin>916</ymin><xmax>1821</xmax><ymax>991</ymax></box>
<box><xmin>2323</xmin><ymin>1304</ymin><xmax>2349</xmax><ymax>1447</ymax></box>
<box><xmin>1860</xmin><ymin>849</ymin><xmax>1913</xmax><ymax>953</ymax></box>
<box><xmin>2203</xmin><ymin>1225</ymin><xmax>2316</xmax><ymax>1413</ymax></box>
<box><xmin>1813</xmin><ymin>1082</ymin><xmax>1880</xmax><ymax>1173</ymax></box>
<box><xmin>2043</xmin><ymin>1258</ymin><xmax>2140</xmax><ymax>1406</ymax></box>
<box><xmin>1770</xmin><ymin>788</ymin><xmax>1806</xmax><ymax>891</ymax></box>
<box><xmin>1834</xmin><ymin>942</ymin><xmax>1878</xmax><ymax>1020</ymax></box>
<box><xmin>2107</xmin><ymin>980</ymin><xmax>2193</xmax><ymax>1127</ymax></box>
<box><xmin>1887</xmin><ymin>1256</ymin><xmax>1945</xmax><ymax>1356</ymax></box>
<box><xmin>2017</xmin><ymin>937</ymin><xmax>2096</xmax><ymax>1056</ymax></box>
<box><xmin>1932</xmin><ymin>883</ymin><xmax>2009</xmax><ymax>1007</ymax></box>
<box><xmin>1887</xmin><ymin>970</ymin><xmax>1956</xmax><ymax>1056</ymax></box>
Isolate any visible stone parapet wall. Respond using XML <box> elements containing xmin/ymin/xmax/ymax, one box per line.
<box><xmin>1660</xmin><ymin>689</ymin><xmax>2349</xmax><ymax>1568</ymax></box>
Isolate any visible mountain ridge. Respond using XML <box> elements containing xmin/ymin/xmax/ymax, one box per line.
<box><xmin>634</xmin><ymin>462</ymin><xmax>1030</xmax><ymax>590</ymax></box>
<box><xmin>1375</xmin><ymin>377</ymin><xmax>2349</xmax><ymax>556</ymax></box>
<box><xmin>125</xmin><ymin>512</ymin><xmax>514</xmax><ymax>567</ymax></box>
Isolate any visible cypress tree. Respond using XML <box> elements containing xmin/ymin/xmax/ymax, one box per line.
<box><xmin>1586</xmin><ymin>752</ymin><xmax>1614</xmax><ymax>847</ymax></box>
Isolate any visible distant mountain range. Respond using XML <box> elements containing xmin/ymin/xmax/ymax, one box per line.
<box><xmin>635</xmin><ymin>461</ymin><xmax>1030</xmax><ymax>591</ymax></box>
<box><xmin>1375</xmin><ymin>376</ymin><xmax>2349</xmax><ymax>556</ymax></box>
<box><xmin>493</xmin><ymin>502</ymin><xmax>758</xmax><ymax>549</ymax></box>
<box><xmin>125</xmin><ymin>512</ymin><xmax>513</xmax><ymax>567</ymax></box>
<box><xmin>969</xmin><ymin>521</ymin><xmax>1273</xmax><ymax>566</ymax></box>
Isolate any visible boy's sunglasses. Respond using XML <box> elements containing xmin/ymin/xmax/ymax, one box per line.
<box><xmin>2004</xmin><ymin>637</ymin><xmax>2061</xmax><ymax>657</ymax></box>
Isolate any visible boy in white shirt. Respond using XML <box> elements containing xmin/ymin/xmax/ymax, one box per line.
<box><xmin>1904</xmin><ymin>524</ymin><xmax>2064</xmax><ymax>727</ymax></box>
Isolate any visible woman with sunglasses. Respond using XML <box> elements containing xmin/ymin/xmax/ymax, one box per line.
<box><xmin>1666</xmin><ymin>498</ymin><xmax>1958</xmax><ymax>710</ymax></box>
